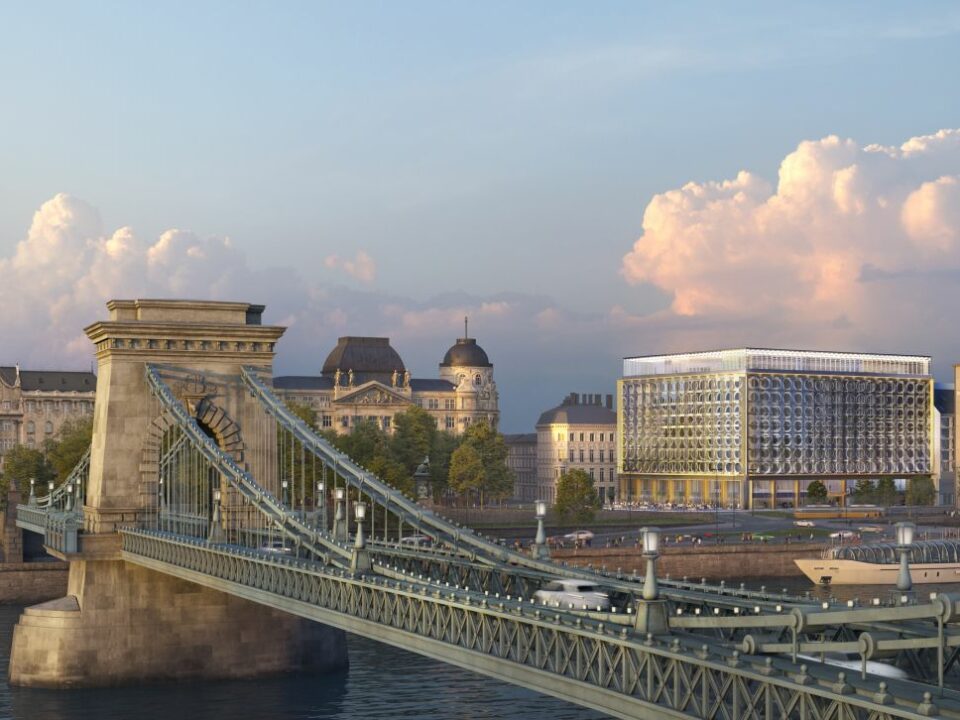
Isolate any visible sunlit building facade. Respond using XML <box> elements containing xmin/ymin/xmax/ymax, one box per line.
<box><xmin>619</xmin><ymin>349</ymin><xmax>935</xmax><ymax>509</ymax></box>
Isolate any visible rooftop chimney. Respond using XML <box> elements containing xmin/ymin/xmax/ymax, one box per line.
<box><xmin>606</xmin><ymin>394</ymin><xmax>613</xmax><ymax>409</ymax></box>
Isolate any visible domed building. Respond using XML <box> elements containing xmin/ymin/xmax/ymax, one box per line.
<box><xmin>273</xmin><ymin>327</ymin><xmax>498</xmax><ymax>435</ymax></box>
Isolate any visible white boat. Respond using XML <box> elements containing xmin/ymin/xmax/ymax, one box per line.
<box><xmin>796</xmin><ymin>539</ymin><xmax>960</xmax><ymax>585</ymax></box>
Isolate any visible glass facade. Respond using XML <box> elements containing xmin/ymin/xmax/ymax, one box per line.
<box><xmin>618</xmin><ymin>349</ymin><xmax>934</xmax><ymax>508</ymax></box>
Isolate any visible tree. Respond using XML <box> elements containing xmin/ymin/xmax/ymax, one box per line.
<box><xmin>390</xmin><ymin>405</ymin><xmax>437</xmax><ymax>474</ymax></box>
<box><xmin>852</xmin><ymin>479</ymin><xmax>876</xmax><ymax>505</ymax></box>
<box><xmin>448</xmin><ymin>444</ymin><xmax>485</xmax><ymax>502</ymax></box>
<box><xmin>44</xmin><ymin>417</ymin><xmax>93</xmax><ymax>481</ymax></box>
<box><xmin>286</xmin><ymin>401</ymin><xmax>317</xmax><ymax>429</ymax></box>
<box><xmin>2</xmin><ymin>445</ymin><xmax>54</xmax><ymax>497</ymax></box>
<box><xmin>456</xmin><ymin>422</ymin><xmax>513</xmax><ymax>505</ymax></box>
<box><xmin>906</xmin><ymin>476</ymin><xmax>936</xmax><ymax>506</ymax></box>
<box><xmin>554</xmin><ymin>469</ymin><xmax>600</xmax><ymax>524</ymax></box>
<box><xmin>806</xmin><ymin>480</ymin><xmax>828</xmax><ymax>504</ymax></box>
<box><xmin>428</xmin><ymin>430</ymin><xmax>461</xmax><ymax>500</ymax></box>
<box><xmin>876</xmin><ymin>477</ymin><xmax>899</xmax><ymax>506</ymax></box>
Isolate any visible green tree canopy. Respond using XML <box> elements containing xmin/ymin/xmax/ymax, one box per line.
<box><xmin>448</xmin><ymin>443</ymin><xmax>485</xmax><ymax>500</ymax></box>
<box><xmin>2</xmin><ymin>445</ymin><xmax>54</xmax><ymax>498</ymax></box>
<box><xmin>852</xmin><ymin>479</ymin><xmax>876</xmax><ymax>505</ymax></box>
<box><xmin>390</xmin><ymin>405</ymin><xmax>437</xmax><ymax>474</ymax></box>
<box><xmin>906</xmin><ymin>476</ymin><xmax>936</xmax><ymax>506</ymax></box>
<box><xmin>44</xmin><ymin>417</ymin><xmax>93</xmax><ymax>481</ymax></box>
<box><xmin>876</xmin><ymin>477</ymin><xmax>899</xmax><ymax>506</ymax></box>
<box><xmin>806</xmin><ymin>480</ymin><xmax>828</xmax><ymax>504</ymax></box>
<box><xmin>554</xmin><ymin>469</ymin><xmax>600</xmax><ymax>524</ymax></box>
<box><xmin>457</xmin><ymin>422</ymin><xmax>513</xmax><ymax>505</ymax></box>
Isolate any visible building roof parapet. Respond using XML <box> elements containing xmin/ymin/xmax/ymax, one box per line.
<box><xmin>623</xmin><ymin>348</ymin><xmax>931</xmax><ymax>378</ymax></box>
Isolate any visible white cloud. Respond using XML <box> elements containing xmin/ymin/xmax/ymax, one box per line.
<box><xmin>324</xmin><ymin>250</ymin><xmax>376</xmax><ymax>283</ymax></box>
<box><xmin>621</xmin><ymin>128</ymin><xmax>960</xmax><ymax>360</ymax></box>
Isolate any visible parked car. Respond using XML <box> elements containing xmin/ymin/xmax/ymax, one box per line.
<box><xmin>794</xmin><ymin>520</ymin><xmax>815</xmax><ymax>527</ymax></box>
<box><xmin>534</xmin><ymin>579</ymin><xmax>611</xmax><ymax>611</ymax></box>
<box><xmin>260</xmin><ymin>540</ymin><xmax>291</xmax><ymax>554</ymax></box>
<box><xmin>399</xmin><ymin>535</ymin><xmax>433</xmax><ymax>547</ymax></box>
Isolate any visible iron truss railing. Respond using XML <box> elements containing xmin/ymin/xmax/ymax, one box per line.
<box><xmin>15</xmin><ymin>446</ymin><xmax>90</xmax><ymax>553</ymax></box>
<box><xmin>120</xmin><ymin>528</ymin><xmax>958</xmax><ymax>720</ymax></box>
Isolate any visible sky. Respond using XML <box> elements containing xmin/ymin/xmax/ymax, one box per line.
<box><xmin>1</xmin><ymin>2</ymin><xmax>959</xmax><ymax>431</ymax></box>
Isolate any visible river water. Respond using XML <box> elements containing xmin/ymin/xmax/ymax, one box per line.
<box><xmin>0</xmin><ymin>605</ymin><xmax>605</xmax><ymax>720</ymax></box>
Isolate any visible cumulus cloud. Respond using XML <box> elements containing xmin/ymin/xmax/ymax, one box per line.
<box><xmin>621</xmin><ymin>128</ymin><xmax>960</xmax><ymax>364</ymax></box>
<box><xmin>324</xmin><ymin>250</ymin><xmax>376</xmax><ymax>283</ymax></box>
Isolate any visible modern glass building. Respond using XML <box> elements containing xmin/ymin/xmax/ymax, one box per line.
<box><xmin>618</xmin><ymin>349</ymin><xmax>934</xmax><ymax>509</ymax></box>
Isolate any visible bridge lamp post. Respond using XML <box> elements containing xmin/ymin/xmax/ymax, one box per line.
<box><xmin>28</xmin><ymin>478</ymin><xmax>37</xmax><ymax>506</ymax></box>
<box><xmin>642</xmin><ymin>527</ymin><xmax>661</xmax><ymax>600</ymax></box>
<box><xmin>316</xmin><ymin>481</ymin><xmax>326</xmax><ymax>532</ymax></box>
<box><xmin>896</xmin><ymin>521</ymin><xmax>916</xmax><ymax>592</ymax></box>
<box><xmin>281</xmin><ymin>479</ymin><xmax>289</xmax><ymax>507</ymax></box>
<box><xmin>531</xmin><ymin>500</ymin><xmax>549</xmax><ymax>560</ymax></box>
<box><xmin>208</xmin><ymin>488</ymin><xmax>226</xmax><ymax>544</ymax></box>
<box><xmin>47</xmin><ymin>481</ymin><xmax>55</xmax><ymax>508</ymax></box>
<box><xmin>350</xmin><ymin>500</ymin><xmax>371</xmax><ymax>574</ymax></box>
<box><xmin>334</xmin><ymin>487</ymin><xmax>346</xmax><ymax>542</ymax></box>
<box><xmin>65</xmin><ymin>483</ymin><xmax>74</xmax><ymax>513</ymax></box>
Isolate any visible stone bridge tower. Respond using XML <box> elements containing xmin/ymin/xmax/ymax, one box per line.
<box><xmin>8</xmin><ymin>300</ymin><xmax>346</xmax><ymax>687</ymax></box>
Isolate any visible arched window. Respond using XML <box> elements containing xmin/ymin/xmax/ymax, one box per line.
<box><xmin>44</xmin><ymin>421</ymin><xmax>54</xmax><ymax>434</ymax></box>
<box><xmin>26</xmin><ymin>421</ymin><xmax>35</xmax><ymax>434</ymax></box>
<box><xmin>474</xmin><ymin>373</ymin><xmax>482</xmax><ymax>386</ymax></box>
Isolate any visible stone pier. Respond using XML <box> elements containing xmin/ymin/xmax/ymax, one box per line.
<box><xmin>7</xmin><ymin>300</ymin><xmax>348</xmax><ymax>687</ymax></box>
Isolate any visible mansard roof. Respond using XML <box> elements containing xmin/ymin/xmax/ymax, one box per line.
<box><xmin>0</xmin><ymin>368</ymin><xmax>97</xmax><ymax>392</ymax></box>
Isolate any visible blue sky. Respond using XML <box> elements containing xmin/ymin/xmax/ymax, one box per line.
<box><xmin>1</xmin><ymin>2</ymin><xmax>959</xmax><ymax>430</ymax></box>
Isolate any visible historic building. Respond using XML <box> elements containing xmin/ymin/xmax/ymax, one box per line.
<box><xmin>504</xmin><ymin>433</ymin><xmax>537</xmax><ymax>502</ymax></box>
<box><xmin>0</xmin><ymin>366</ymin><xmax>97</xmax><ymax>470</ymax></box>
<box><xmin>274</xmin><ymin>331</ymin><xmax>499</xmax><ymax>435</ymax></box>
<box><xmin>619</xmin><ymin>349</ymin><xmax>936</xmax><ymax>510</ymax></box>
<box><xmin>536</xmin><ymin>393</ymin><xmax>617</xmax><ymax>505</ymax></box>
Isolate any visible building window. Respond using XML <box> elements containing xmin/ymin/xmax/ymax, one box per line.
<box><xmin>26</xmin><ymin>421</ymin><xmax>35</xmax><ymax>434</ymax></box>
<box><xmin>589</xmin><ymin>449</ymin><xmax>594</xmax><ymax>462</ymax></box>
<box><xmin>445</xmin><ymin>416</ymin><xmax>455</xmax><ymax>429</ymax></box>
<box><xmin>599</xmin><ymin>432</ymin><xmax>604</xmax><ymax>442</ymax></box>
<box><xmin>444</xmin><ymin>398</ymin><xmax>455</xmax><ymax>410</ymax></box>
<box><xmin>569</xmin><ymin>433</ymin><xmax>574</xmax><ymax>442</ymax></box>
<box><xmin>589</xmin><ymin>468</ymin><xmax>595</xmax><ymax>479</ymax></box>
<box><xmin>382</xmin><ymin>416</ymin><xmax>391</xmax><ymax>431</ymax></box>
<box><xmin>568</xmin><ymin>449</ymin><xmax>574</xmax><ymax>462</ymax></box>
<box><xmin>579</xmin><ymin>449</ymin><xmax>584</xmax><ymax>462</ymax></box>
<box><xmin>474</xmin><ymin>373</ymin><xmax>482</xmax><ymax>386</ymax></box>
<box><xmin>589</xmin><ymin>433</ymin><xmax>594</xmax><ymax>442</ymax></box>
<box><xmin>599</xmin><ymin>449</ymin><xmax>605</xmax><ymax>462</ymax></box>
<box><xmin>44</xmin><ymin>421</ymin><xmax>54</xmax><ymax>434</ymax></box>
<box><xmin>428</xmin><ymin>398</ymin><xmax>439</xmax><ymax>410</ymax></box>
<box><xmin>322</xmin><ymin>415</ymin><xmax>332</xmax><ymax>428</ymax></box>
<box><xmin>600</xmin><ymin>468</ymin><xmax>605</xmax><ymax>481</ymax></box>
<box><xmin>579</xmin><ymin>432</ymin><xmax>584</xmax><ymax>442</ymax></box>
<box><xmin>341</xmin><ymin>416</ymin><xmax>349</xmax><ymax>428</ymax></box>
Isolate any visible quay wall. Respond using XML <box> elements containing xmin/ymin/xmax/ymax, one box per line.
<box><xmin>552</xmin><ymin>542</ymin><xmax>826</xmax><ymax>580</ymax></box>
<box><xmin>0</xmin><ymin>562</ymin><xmax>69</xmax><ymax>604</ymax></box>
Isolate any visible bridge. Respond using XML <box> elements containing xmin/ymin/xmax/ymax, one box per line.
<box><xmin>9</xmin><ymin>299</ymin><xmax>960</xmax><ymax>719</ymax></box>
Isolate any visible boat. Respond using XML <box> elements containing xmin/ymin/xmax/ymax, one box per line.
<box><xmin>795</xmin><ymin>539</ymin><xmax>960</xmax><ymax>585</ymax></box>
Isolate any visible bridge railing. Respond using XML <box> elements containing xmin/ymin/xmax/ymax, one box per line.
<box><xmin>120</xmin><ymin>526</ymin><xmax>960</xmax><ymax>720</ymax></box>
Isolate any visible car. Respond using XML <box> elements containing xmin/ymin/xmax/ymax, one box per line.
<box><xmin>534</xmin><ymin>579</ymin><xmax>611</xmax><ymax>611</ymax></box>
<box><xmin>399</xmin><ymin>534</ymin><xmax>433</xmax><ymax>547</ymax></box>
<box><xmin>260</xmin><ymin>540</ymin><xmax>292</xmax><ymax>554</ymax></box>
<box><xmin>829</xmin><ymin>531</ymin><xmax>857</xmax><ymax>540</ymax></box>
<box><xmin>794</xmin><ymin>520</ymin><xmax>815</xmax><ymax>527</ymax></box>
<box><xmin>563</xmin><ymin>530</ymin><xmax>595</xmax><ymax>542</ymax></box>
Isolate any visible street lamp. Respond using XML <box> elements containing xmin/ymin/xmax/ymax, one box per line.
<box><xmin>281</xmin><ymin>479</ymin><xmax>289</xmax><ymax>507</ymax></box>
<box><xmin>208</xmin><ymin>487</ymin><xmax>225</xmax><ymax>543</ymax></box>
<box><xmin>316</xmin><ymin>481</ymin><xmax>326</xmax><ymax>531</ymax></box>
<box><xmin>28</xmin><ymin>477</ymin><xmax>37</xmax><ymax>506</ymax></box>
<box><xmin>334</xmin><ymin>487</ymin><xmax>346</xmax><ymax>542</ymax></box>
<box><xmin>896</xmin><ymin>521</ymin><xmax>915</xmax><ymax>592</ymax></box>
<box><xmin>65</xmin><ymin>483</ymin><xmax>74</xmax><ymax>513</ymax></box>
<box><xmin>532</xmin><ymin>500</ymin><xmax>549</xmax><ymax>560</ymax></box>
<box><xmin>641</xmin><ymin>527</ymin><xmax>661</xmax><ymax>600</ymax></box>
<box><xmin>350</xmin><ymin>500</ymin><xmax>371</xmax><ymax>573</ymax></box>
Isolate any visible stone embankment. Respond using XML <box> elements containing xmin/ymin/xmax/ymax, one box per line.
<box><xmin>0</xmin><ymin>562</ymin><xmax>69</xmax><ymax>604</ymax></box>
<box><xmin>552</xmin><ymin>542</ymin><xmax>826</xmax><ymax>580</ymax></box>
